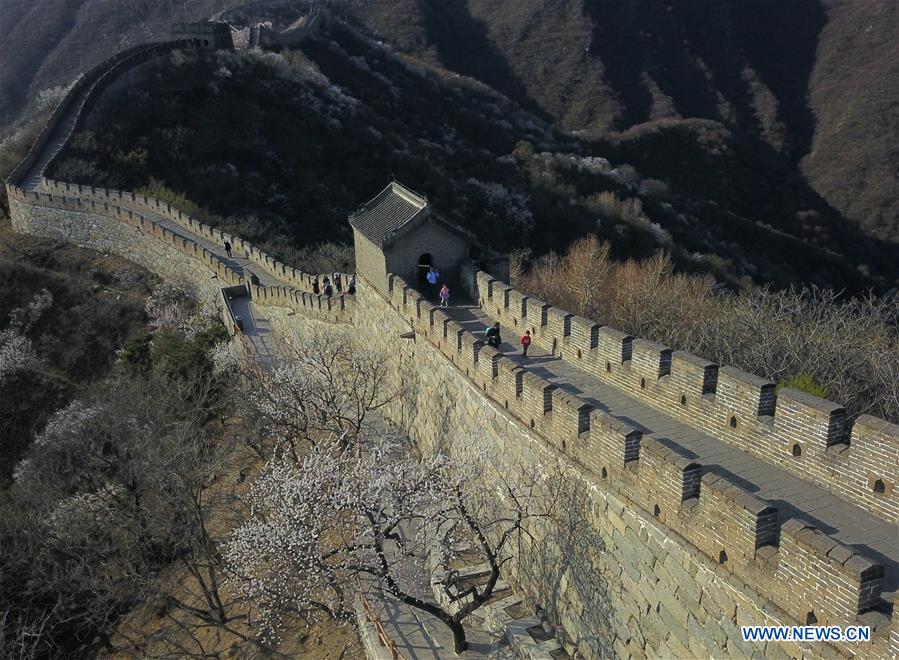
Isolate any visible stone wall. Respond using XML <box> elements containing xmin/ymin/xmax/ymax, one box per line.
<box><xmin>6</xmin><ymin>41</ymin><xmax>189</xmax><ymax>187</ymax></box>
<box><xmin>41</xmin><ymin>179</ymin><xmax>352</xmax><ymax>296</ymax></box>
<box><xmin>333</xmin><ymin>275</ymin><xmax>897</xmax><ymax>659</ymax></box>
<box><xmin>9</xmin><ymin>192</ymin><xmax>238</xmax><ymax>301</ymax></box>
<box><xmin>7</xmin><ymin>188</ymin><xmax>351</xmax><ymax>325</ymax></box>
<box><xmin>9</xmin><ymin>181</ymin><xmax>897</xmax><ymax>656</ymax></box>
<box><xmin>353</xmin><ymin>229</ymin><xmax>390</xmax><ymax>295</ymax></box>
<box><xmin>383</xmin><ymin>220</ymin><xmax>469</xmax><ymax>289</ymax></box>
<box><xmin>6</xmin><ymin>23</ymin><xmax>898</xmax><ymax>658</ymax></box>
<box><xmin>470</xmin><ymin>268</ymin><xmax>899</xmax><ymax>525</ymax></box>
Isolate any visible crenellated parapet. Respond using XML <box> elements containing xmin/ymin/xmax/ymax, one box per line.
<box><xmin>385</xmin><ymin>271</ymin><xmax>895</xmax><ymax>651</ymax></box>
<box><xmin>7</xmin><ymin>20</ymin><xmax>897</xmax><ymax>655</ymax></box>
<box><xmin>7</xmin><ymin>185</ymin><xmax>353</xmax><ymax>325</ymax></box>
<box><xmin>471</xmin><ymin>267</ymin><xmax>899</xmax><ymax>526</ymax></box>
<box><xmin>41</xmin><ymin>178</ymin><xmax>352</xmax><ymax>295</ymax></box>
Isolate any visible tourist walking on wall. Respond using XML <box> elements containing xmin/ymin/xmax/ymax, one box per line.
<box><xmin>426</xmin><ymin>267</ymin><xmax>439</xmax><ymax>299</ymax></box>
<box><xmin>520</xmin><ymin>329</ymin><xmax>532</xmax><ymax>357</ymax></box>
<box><xmin>224</xmin><ymin>240</ymin><xmax>232</xmax><ymax>258</ymax></box>
<box><xmin>312</xmin><ymin>278</ymin><xmax>320</xmax><ymax>295</ymax></box>
<box><xmin>485</xmin><ymin>321</ymin><xmax>502</xmax><ymax>348</ymax></box>
<box><xmin>324</xmin><ymin>279</ymin><xmax>334</xmax><ymax>297</ymax></box>
<box><xmin>439</xmin><ymin>284</ymin><xmax>450</xmax><ymax>307</ymax></box>
<box><xmin>334</xmin><ymin>274</ymin><xmax>342</xmax><ymax>292</ymax></box>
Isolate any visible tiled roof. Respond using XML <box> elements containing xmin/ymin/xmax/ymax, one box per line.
<box><xmin>349</xmin><ymin>181</ymin><xmax>430</xmax><ymax>248</ymax></box>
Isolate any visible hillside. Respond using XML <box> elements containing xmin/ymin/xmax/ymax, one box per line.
<box><xmin>0</xmin><ymin>221</ymin><xmax>155</xmax><ymax>483</ymax></box>
<box><xmin>3</xmin><ymin>0</ymin><xmax>897</xmax><ymax>286</ymax></box>
<box><xmin>0</xmin><ymin>0</ymin><xmax>244</xmax><ymax>129</ymax></box>
<box><xmin>348</xmin><ymin>0</ymin><xmax>899</xmax><ymax>245</ymax></box>
<box><xmin>48</xmin><ymin>18</ymin><xmax>899</xmax><ymax>292</ymax></box>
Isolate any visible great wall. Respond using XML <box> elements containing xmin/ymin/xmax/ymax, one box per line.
<box><xmin>4</xmin><ymin>19</ymin><xmax>898</xmax><ymax>660</ymax></box>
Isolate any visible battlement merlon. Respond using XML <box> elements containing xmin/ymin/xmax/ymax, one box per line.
<box><xmin>468</xmin><ymin>270</ymin><xmax>898</xmax><ymax>525</ymax></box>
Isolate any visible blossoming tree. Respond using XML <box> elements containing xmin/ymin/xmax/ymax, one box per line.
<box><xmin>227</xmin><ymin>434</ymin><xmax>557</xmax><ymax>653</ymax></box>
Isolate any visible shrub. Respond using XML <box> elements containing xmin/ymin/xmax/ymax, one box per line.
<box><xmin>512</xmin><ymin>140</ymin><xmax>535</xmax><ymax>161</ymax></box>
<box><xmin>136</xmin><ymin>179</ymin><xmax>209</xmax><ymax>222</ymax></box>
<box><xmin>777</xmin><ymin>373</ymin><xmax>829</xmax><ymax>398</ymax></box>
<box><xmin>514</xmin><ymin>235</ymin><xmax>899</xmax><ymax>422</ymax></box>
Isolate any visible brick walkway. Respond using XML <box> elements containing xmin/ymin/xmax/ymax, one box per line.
<box><xmin>445</xmin><ymin>303</ymin><xmax>899</xmax><ymax>592</ymax></box>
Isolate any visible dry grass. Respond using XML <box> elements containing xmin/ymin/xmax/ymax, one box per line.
<box><xmin>514</xmin><ymin>235</ymin><xmax>899</xmax><ymax>422</ymax></box>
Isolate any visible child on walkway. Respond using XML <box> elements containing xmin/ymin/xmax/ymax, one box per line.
<box><xmin>520</xmin><ymin>329</ymin><xmax>532</xmax><ymax>357</ymax></box>
<box><xmin>439</xmin><ymin>284</ymin><xmax>450</xmax><ymax>307</ymax></box>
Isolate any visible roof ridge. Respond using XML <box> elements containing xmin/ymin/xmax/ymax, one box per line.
<box><xmin>389</xmin><ymin>181</ymin><xmax>428</xmax><ymax>209</ymax></box>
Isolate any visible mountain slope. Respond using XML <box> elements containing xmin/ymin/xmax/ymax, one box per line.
<box><xmin>49</xmin><ymin>19</ymin><xmax>899</xmax><ymax>291</ymax></box>
<box><xmin>0</xmin><ymin>0</ymin><xmax>243</xmax><ymax>128</ymax></box>
<box><xmin>801</xmin><ymin>0</ymin><xmax>899</xmax><ymax>242</ymax></box>
<box><xmin>348</xmin><ymin>0</ymin><xmax>899</xmax><ymax>245</ymax></box>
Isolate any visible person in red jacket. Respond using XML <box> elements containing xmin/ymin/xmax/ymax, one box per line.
<box><xmin>520</xmin><ymin>329</ymin><xmax>532</xmax><ymax>357</ymax></box>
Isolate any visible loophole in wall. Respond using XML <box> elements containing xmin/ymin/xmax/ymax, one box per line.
<box><xmin>680</xmin><ymin>394</ymin><xmax>687</xmax><ymax>407</ymax></box>
<box><xmin>805</xmin><ymin>611</ymin><xmax>817</xmax><ymax>625</ymax></box>
<box><xmin>653</xmin><ymin>504</ymin><xmax>661</xmax><ymax>517</ymax></box>
<box><xmin>640</xmin><ymin>378</ymin><xmax>646</xmax><ymax>390</ymax></box>
<box><xmin>718</xmin><ymin>549</ymin><xmax>728</xmax><ymax>565</ymax></box>
<box><xmin>728</xmin><ymin>415</ymin><xmax>738</xmax><ymax>429</ymax></box>
<box><xmin>873</xmin><ymin>479</ymin><xmax>886</xmax><ymax>494</ymax></box>
<box><xmin>791</xmin><ymin>443</ymin><xmax>802</xmax><ymax>457</ymax></box>
<box><xmin>601</xmin><ymin>467</ymin><xmax>608</xmax><ymax>479</ymax></box>
<box><xmin>606</xmin><ymin>361</ymin><xmax>612</xmax><ymax>373</ymax></box>
<box><xmin>530</xmin><ymin>419</ymin><xmax>535</xmax><ymax>429</ymax></box>
<box><xmin>577</xmin><ymin>349</ymin><xmax>582</xmax><ymax>359</ymax></box>
<box><xmin>561</xmin><ymin>440</ymin><xmax>567</xmax><ymax>451</ymax></box>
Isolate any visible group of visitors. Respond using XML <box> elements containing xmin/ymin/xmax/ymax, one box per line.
<box><xmin>425</xmin><ymin>268</ymin><xmax>451</xmax><ymax>307</ymax></box>
<box><xmin>424</xmin><ymin>267</ymin><xmax>534</xmax><ymax>357</ymax></box>
<box><xmin>312</xmin><ymin>275</ymin><xmax>356</xmax><ymax>298</ymax></box>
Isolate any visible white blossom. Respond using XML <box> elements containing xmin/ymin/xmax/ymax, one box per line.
<box><xmin>465</xmin><ymin>178</ymin><xmax>534</xmax><ymax>231</ymax></box>
<box><xmin>0</xmin><ymin>328</ymin><xmax>39</xmax><ymax>385</ymax></box>
<box><xmin>36</xmin><ymin>84</ymin><xmax>73</xmax><ymax>111</ymax></box>
<box><xmin>0</xmin><ymin>289</ymin><xmax>53</xmax><ymax>384</ymax></box>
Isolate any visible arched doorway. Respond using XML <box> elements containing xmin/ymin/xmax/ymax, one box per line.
<box><xmin>417</xmin><ymin>253</ymin><xmax>433</xmax><ymax>287</ymax></box>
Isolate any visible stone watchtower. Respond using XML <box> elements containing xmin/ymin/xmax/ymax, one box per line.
<box><xmin>349</xmin><ymin>181</ymin><xmax>470</xmax><ymax>296</ymax></box>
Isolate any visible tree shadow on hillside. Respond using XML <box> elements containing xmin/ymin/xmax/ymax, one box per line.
<box><xmin>582</xmin><ymin>0</ymin><xmax>654</xmax><ymax>128</ymax></box>
<box><xmin>416</xmin><ymin>0</ymin><xmax>549</xmax><ymax>120</ymax></box>
<box><xmin>583</xmin><ymin>0</ymin><xmax>826</xmax><ymax>160</ymax></box>
<box><xmin>725</xmin><ymin>0</ymin><xmax>826</xmax><ymax>161</ymax></box>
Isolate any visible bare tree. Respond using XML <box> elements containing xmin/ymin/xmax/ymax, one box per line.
<box><xmin>4</xmin><ymin>371</ymin><xmax>257</xmax><ymax>657</ymax></box>
<box><xmin>247</xmin><ymin>327</ymin><xmax>396</xmax><ymax>459</ymax></box>
<box><xmin>514</xmin><ymin>235</ymin><xmax>899</xmax><ymax>422</ymax></box>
